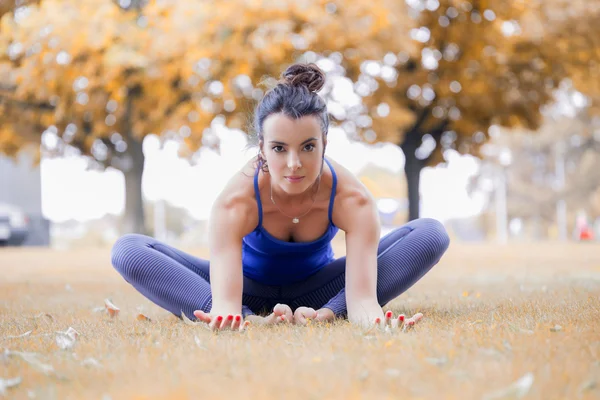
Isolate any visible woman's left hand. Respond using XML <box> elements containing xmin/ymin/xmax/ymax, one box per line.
<box><xmin>369</xmin><ymin>311</ymin><xmax>424</xmax><ymax>331</ymax></box>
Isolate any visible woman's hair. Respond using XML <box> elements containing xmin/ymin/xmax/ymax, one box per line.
<box><xmin>252</xmin><ymin>63</ymin><xmax>329</xmax><ymax>171</ymax></box>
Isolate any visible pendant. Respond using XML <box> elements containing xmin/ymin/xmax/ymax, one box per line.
<box><xmin>292</xmin><ymin>218</ymin><xmax>300</xmax><ymax>224</ymax></box>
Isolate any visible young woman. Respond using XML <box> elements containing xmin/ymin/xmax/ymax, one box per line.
<box><xmin>111</xmin><ymin>63</ymin><xmax>450</xmax><ymax>331</ymax></box>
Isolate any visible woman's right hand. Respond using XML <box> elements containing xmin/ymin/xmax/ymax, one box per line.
<box><xmin>193</xmin><ymin>310</ymin><xmax>250</xmax><ymax>332</ymax></box>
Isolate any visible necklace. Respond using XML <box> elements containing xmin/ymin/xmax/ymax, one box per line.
<box><xmin>270</xmin><ymin>178</ymin><xmax>320</xmax><ymax>224</ymax></box>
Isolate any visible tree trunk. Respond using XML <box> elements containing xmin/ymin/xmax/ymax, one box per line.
<box><xmin>401</xmin><ymin>132</ymin><xmax>424</xmax><ymax>221</ymax></box>
<box><xmin>122</xmin><ymin>136</ymin><xmax>147</xmax><ymax>235</ymax></box>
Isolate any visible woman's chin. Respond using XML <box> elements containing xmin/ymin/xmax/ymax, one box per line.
<box><xmin>280</xmin><ymin>181</ymin><xmax>314</xmax><ymax>194</ymax></box>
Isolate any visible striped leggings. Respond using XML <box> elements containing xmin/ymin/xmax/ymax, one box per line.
<box><xmin>111</xmin><ymin>218</ymin><xmax>450</xmax><ymax>319</ymax></box>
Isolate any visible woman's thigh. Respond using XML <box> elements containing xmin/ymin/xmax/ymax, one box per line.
<box><xmin>279</xmin><ymin>219</ymin><xmax>445</xmax><ymax>310</ymax></box>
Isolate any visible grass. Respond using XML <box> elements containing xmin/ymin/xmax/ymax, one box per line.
<box><xmin>1</xmin><ymin>242</ymin><xmax>599</xmax><ymax>399</ymax></box>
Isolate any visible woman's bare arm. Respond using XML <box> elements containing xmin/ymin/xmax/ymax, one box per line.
<box><xmin>206</xmin><ymin>174</ymin><xmax>257</xmax><ymax>316</ymax></box>
<box><xmin>337</xmin><ymin>187</ymin><xmax>383</xmax><ymax>326</ymax></box>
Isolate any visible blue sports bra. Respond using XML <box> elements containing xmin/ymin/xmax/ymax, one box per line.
<box><xmin>241</xmin><ymin>159</ymin><xmax>339</xmax><ymax>285</ymax></box>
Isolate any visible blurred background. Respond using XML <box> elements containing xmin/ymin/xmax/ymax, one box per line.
<box><xmin>1</xmin><ymin>0</ymin><xmax>599</xmax><ymax>250</ymax></box>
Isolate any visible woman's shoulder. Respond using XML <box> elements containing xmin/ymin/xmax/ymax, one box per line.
<box><xmin>327</xmin><ymin>157</ymin><xmax>372</xmax><ymax>200</ymax></box>
<box><xmin>327</xmin><ymin>157</ymin><xmax>378</xmax><ymax>229</ymax></box>
<box><xmin>211</xmin><ymin>157</ymin><xmax>260</xmax><ymax>234</ymax></box>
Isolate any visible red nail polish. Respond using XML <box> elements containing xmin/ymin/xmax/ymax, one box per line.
<box><xmin>235</xmin><ymin>315</ymin><xmax>241</xmax><ymax>321</ymax></box>
<box><xmin>398</xmin><ymin>315</ymin><xmax>405</xmax><ymax>322</ymax></box>
<box><xmin>217</xmin><ymin>316</ymin><xmax>223</xmax><ymax>322</ymax></box>
<box><xmin>386</xmin><ymin>311</ymin><xmax>393</xmax><ymax>318</ymax></box>
<box><xmin>227</xmin><ymin>315</ymin><xmax>233</xmax><ymax>320</ymax></box>
<box><xmin>375</xmin><ymin>318</ymin><xmax>381</xmax><ymax>324</ymax></box>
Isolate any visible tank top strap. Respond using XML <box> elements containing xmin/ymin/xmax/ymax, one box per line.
<box><xmin>253</xmin><ymin>164</ymin><xmax>263</xmax><ymax>228</ymax></box>
<box><xmin>325</xmin><ymin>158</ymin><xmax>337</xmax><ymax>225</ymax></box>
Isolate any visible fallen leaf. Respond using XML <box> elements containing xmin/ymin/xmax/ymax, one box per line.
<box><xmin>425</xmin><ymin>357</ymin><xmax>448</xmax><ymax>366</ymax></box>
<box><xmin>483</xmin><ymin>372</ymin><xmax>534</xmax><ymax>400</ymax></box>
<box><xmin>194</xmin><ymin>336</ymin><xmax>207</xmax><ymax>350</ymax></box>
<box><xmin>385</xmin><ymin>368</ymin><xmax>401</xmax><ymax>377</ymax></box>
<box><xmin>0</xmin><ymin>376</ymin><xmax>21</xmax><ymax>396</ymax></box>
<box><xmin>136</xmin><ymin>313</ymin><xmax>151</xmax><ymax>322</ymax></box>
<box><xmin>4</xmin><ymin>330</ymin><xmax>32</xmax><ymax>339</ymax></box>
<box><xmin>81</xmin><ymin>358</ymin><xmax>102</xmax><ymax>368</ymax></box>
<box><xmin>104</xmin><ymin>299</ymin><xmax>120</xmax><ymax>317</ymax></box>
<box><xmin>479</xmin><ymin>347</ymin><xmax>503</xmax><ymax>357</ymax></box>
<box><xmin>579</xmin><ymin>379</ymin><xmax>596</xmax><ymax>393</ymax></box>
<box><xmin>5</xmin><ymin>350</ymin><xmax>56</xmax><ymax>377</ymax></box>
<box><xmin>64</xmin><ymin>327</ymin><xmax>79</xmax><ymax>339</ymax></box>
<box><xmin>33</xmin><ymin>313</ymin><xmax>54</xmax><ymax>321</ymax></box>
<box><xmin>55</xmin><ymin>327</ymin><xmax>79</xmax><ymax>350</ymax></box>
<box><xmin>508</xmin><ymin>324</ymin><xmax>534</xmax><ymax>335</ymax></box>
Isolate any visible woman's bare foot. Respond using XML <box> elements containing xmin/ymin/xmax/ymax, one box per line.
<box><xmin>246</xmin><ymin>303</ymin><xmax>293</xmax><ymax>326</ymax></box>
<box><xmin>293</xmin><ymin>307</ymin><xmax>336</xmax><ymax>325</ymax></box>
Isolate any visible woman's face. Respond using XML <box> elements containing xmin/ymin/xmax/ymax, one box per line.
<box><xmin>260</xmin><ymin>113</ymin><xmax>326</xmax><ymax>195</ymax></box>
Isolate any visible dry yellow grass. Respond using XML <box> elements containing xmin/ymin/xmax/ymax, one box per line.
<box><xmin>1</xmin><ymin>242</ymin><xmax>600</xmax><ymax>400</ymax></box>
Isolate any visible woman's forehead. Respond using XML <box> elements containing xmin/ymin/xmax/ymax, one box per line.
<box><xmin>262</xmin><ymin>113</ymin><xmax>321</xmax><ymax>142</ymax></box>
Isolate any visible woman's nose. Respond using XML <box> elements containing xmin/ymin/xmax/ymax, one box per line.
<box><xmin>287</xmin><ymin>153</ymin><xmax>301</xmax><ymax>170</ymax></box>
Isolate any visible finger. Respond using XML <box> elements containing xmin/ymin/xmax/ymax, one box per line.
<box><xmin>294</xmin><ymin>307</ymin><xmax>315</xmax><ymax>325</ymax></box>
<box><xmin>403</xmin><ymin>318</ymin><xmax>416</xmax><ymax>331</ymax></box>
<box><xmin>374</xmin><ymin>317</ymin><xmax>382</xmax><ymax>329</ymax></box>
<box><xmin>385</xmin><ymin>311</ymin><xmax>393</xmax><ymax>327</ymax></box>
<box><xmin>273</xmin><ymin>304</ymin><xmax>293</xmax><ymax>323</ymax></box>
<box><xmin>303</xmin><ymin>307</ymin><xmax>317</xmax><ymax>320</ymax></box>
<box><xmin>294</xmin><ymin>308</ymin><xmax>309</xmax><ymax>325</ymax></box>
<box><xmin>193</xmin><ymin>310</ymin><xmax>212</xmax><ymax>324</ymax></box>
<box><xmin>397</xmin><ymin>314</ymin><xmax>405</xmax><ymax>329</ymax></box>
<box><xmin>220</xmin><ymin>314</ymin><xmax>234</xmax><ymax>330</ymax></box>
<box><xmin>210</xmin><ymin>315</ymin><xmax>223</xmax><ymax>331</ymax></box>
<box><xmin>412</xmin><ymin>313</ymin><xmax>424</xmax><ymax>324</ymax></box>
<box><xmin>262</xmin><ymin>312</ymin><xmax>279</xmax><ymax>325</ymax></box>
<box><xmin>231</xmin><ymin>315</ymin><xmax>242</xmax><ymax>330</ymax></box>
<box><xmin>239</xmin><ymin>320</ymin><xmax>251</xmax><ymax>332</ymax></box>
<box><xmin>314</xmin><ymin>309</ymin><xmax>329</xmax><ymax>322</ymax></box>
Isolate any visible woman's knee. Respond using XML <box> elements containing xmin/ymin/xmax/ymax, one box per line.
<box><xmin>410</xmin><ymin>218</ymin><xmax>450</xmax><ymax>259</ymax></box>
<box><xmin>111</xmin><ymin>233</ymin><xmax>153</xmax><ymax>280</ymax></box>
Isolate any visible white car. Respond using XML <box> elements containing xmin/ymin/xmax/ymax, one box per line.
<box><xmin>0</xmin><ymin>203</ymin><xmax>29</xmax><ymax>246</ymax></box>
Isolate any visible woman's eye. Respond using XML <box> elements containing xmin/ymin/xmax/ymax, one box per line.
<box><xmin>272</xmin><ymin>146</ymin><xmax>285</xmax><ymax>152</ymax></box>
<box><xmin>304</xmin><ymin>143</ymin><xmax>315</xmax><ymax>151</ymax></box>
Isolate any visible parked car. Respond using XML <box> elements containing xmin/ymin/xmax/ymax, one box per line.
<box><xmin>0</xmin><ymin>202</ymin><xmax>29</xmax><ymax>246</ymax></box>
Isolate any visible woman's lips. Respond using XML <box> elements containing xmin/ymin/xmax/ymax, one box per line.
<box><xmin>285</xmin><ymin>176</ymin><xmax>304</xmax><ymax>183</ymax></box>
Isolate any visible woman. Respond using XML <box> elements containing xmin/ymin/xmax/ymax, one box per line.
<box><xmin>111</xmin><ymin>63</ymin><xmax>450</xmax><ymax>332</ymax></box>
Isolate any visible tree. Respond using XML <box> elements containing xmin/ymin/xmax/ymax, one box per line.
<box><xmin>473</xmin><ymin>102</ymin><xmax>600</xmax><ymax>239</ymax></box>
<box><xmin>3</xmin><ymin>0</ymin><xmax>598</xmax><ymax>231</ymax></box>
<box><xmin>0</xmin><ymin>0</ymin><xmax>414</xmax><ymax>233</ymax></box>
<box><xmin>349</xmin><ymin>0</ymin><xmax>600</xmax><ymax>220</ymax></box>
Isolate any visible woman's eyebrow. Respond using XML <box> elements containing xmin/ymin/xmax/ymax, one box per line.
<box><xmin>269</xmin><ymin>137</ymin><xmax>318</xmax><ymax>145</ymax></box>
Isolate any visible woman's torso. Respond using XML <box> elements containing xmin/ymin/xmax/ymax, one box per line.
<box><xmin>240</xmin><ymin>157</ymin><xmax>339</xmax><ymax>285</ymax></box>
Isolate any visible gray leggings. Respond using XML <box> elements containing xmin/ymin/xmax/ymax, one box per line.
<box><xmin>111</xmin><ymin>218</ymin><xmax>450</xmax><ymax>319</ymax></box>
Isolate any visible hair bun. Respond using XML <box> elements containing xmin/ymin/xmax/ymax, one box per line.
<box><xmin>281</xmin><ymin>63</ymin><xmax>325</xmax><ymax>93</ymax></box>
